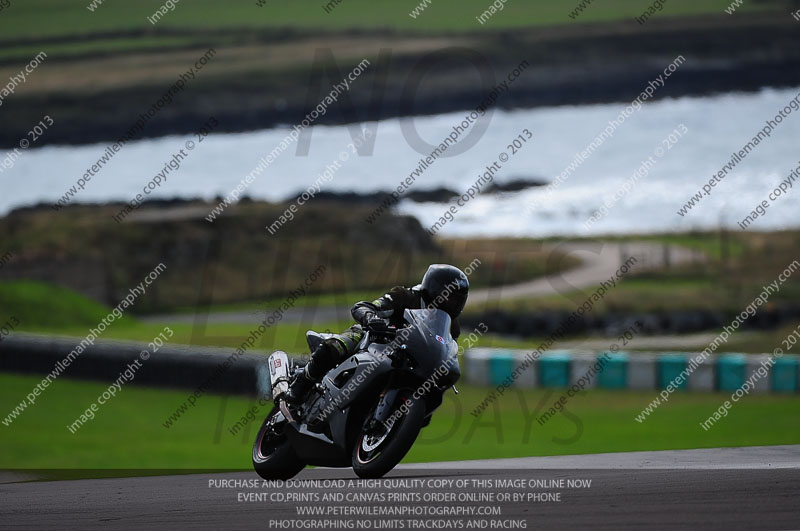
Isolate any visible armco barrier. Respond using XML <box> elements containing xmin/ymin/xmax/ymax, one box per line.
<box><xmin>0</xmin><ymin>333</ymin><xmax>275</xmax><ymax>397</ymax></box>
<box><xmin>658</xmin><ymin>354</ymin><xmax>688</xmax><ymax>391</ymax></box>
<box><xmin>772</xmin><ymin>356</ymin><xmax>798</xmax><ymax>392</ymax></box>
<box><xmin>570</xmin><ymin>352</ymin><xmax>598</xmax><ymax>389</ymax></box>
<box><xmin>539</xmin><ymin>351</ymin><xmax>571</xmax><ymax>387</ymax></box>
<box><xmin>488</xmin><ymin>351</ymin><xmax>516</xmax><ymax>387</ymax></box>
<box><xmin>597</xmin><ymin>352</ymin><xmax>627</xmax><ymax>389</ymax></box>
<box><xmin>463</xmin><ymin>348</ymin><xmax>799</xmax><ymax>393</ymax></box>
<box><xmin>627</xmin><ymin>353</ymin><xmax>658</xmax><ymax>390</ymax></box>
<box><xmin>7</xmin><ymin>334</ymin><xmax>795</xmax><ymax>396</ymax></box>
<box><xmin>717</xmin><ymin>354</ymin><xmax>747</xmax><ymax>392</ymax></box>
<box><xmin>746</xmin><ymin>354</ymin><xmax>772</xmax><ymax>394</ymax></box>
<box><xmin>463</xmin><ymin>348</ymin><xmax>492</xmax><ymax>387</ymax></box>
<box><xmin>687</xmin><ymin>352</ymin><xmax>715</xmax><ymax>391</ymax></box>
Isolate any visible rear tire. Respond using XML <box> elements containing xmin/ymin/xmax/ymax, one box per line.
<box><xmin>252</xmin><ymin>406</ymin><xmax>305</xmax><ymax>480</ymax></box>
<box><xmin>352</xmin><ymin>392</ymin><xmax>426</xmax><ymax>479</ymax></box>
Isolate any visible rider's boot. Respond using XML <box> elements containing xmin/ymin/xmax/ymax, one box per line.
<box><xmin>284</xmin><ymin>339</ymin><xmax>346</xmax><ymax>405</ymax></box>
<box><xmin>283</xmin><ymin>367</ymin><xmax>317</xmax><ymax>405</ymax></box>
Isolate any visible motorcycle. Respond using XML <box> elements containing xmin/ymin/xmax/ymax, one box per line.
<box><xmin>252</xmin><ymin>308</ymin><xmax>461</xmax><ymax>479</ymax></box>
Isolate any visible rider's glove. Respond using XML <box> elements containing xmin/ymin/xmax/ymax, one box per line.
<box><xmin>366</xmin><ymin>316</ymin><xmax>390</xmax><ymax>333</ymax></box>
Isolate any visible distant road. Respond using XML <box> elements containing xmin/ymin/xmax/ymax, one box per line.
<box><xmin>468</xmin><ymin>241</ymin><xmax>699</xmax><ymax>305</ymax></box>
<box><xmin>141</xmin><ymin>242</ymin><xmax>701</xmax><ymax>326</ymax></box>
<box><xmin>2</xmin><ymin>445</ymin><xmax>798</xmax><ymax>530</ymax></box>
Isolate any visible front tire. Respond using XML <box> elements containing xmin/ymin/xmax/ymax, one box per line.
<box><xmin>352</xmin><ymin>392</ymin><xmax>426</xmax><ymax>479</ymax></box>
<box><xmin>252</xmin><ymin>406</ymin><xmax>305</xmax><ymax>480</ymax></box>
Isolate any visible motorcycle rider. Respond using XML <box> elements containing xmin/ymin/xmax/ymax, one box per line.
<box><xmin>284</xmin><ymin>264</ymin><xmax>469</xmax><ymax>405</ymax></box>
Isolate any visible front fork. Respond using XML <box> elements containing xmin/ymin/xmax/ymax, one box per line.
<box><xmin>367</xmin><ymin>380</ymin><xmax>452</xmax><ymax>433</ymax></box>
<box><xmin>364</xmin><ymin>371</ymin><xmax>404</xmax><ymax>434</ymax></box>
<box><xmin>371</xmin><ymin>388</ymin><xmax>402</xmax><ymax>428</ymax></box>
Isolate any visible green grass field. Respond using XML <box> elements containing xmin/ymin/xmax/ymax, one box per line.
<box><xmin>0</xmin><ymin>280</ymin><xmax>137</xmax><ymax>329</ymax></box>
<box><xmin>20</xmin><ymin>320</ymin><xmax>352</xmax><ymax>354</ymax></box>
<box><xmin>598</xmin><ymin>232</ymin><xmax>746</xmax><ymax>261</ymax></box>
<box><xmin>0</xmin><ymin>0</ymin><xmax>787</xmax><ymax>41</ymax></box>
<box><xmin>1</xmin><ymin>373</ymin><xmax>798</xmax><ymax>476</ymax></box>
<box><xmin>14</xmin><ymin>316</ymin><xmax>800</xmax><ymax>356</ymax></box>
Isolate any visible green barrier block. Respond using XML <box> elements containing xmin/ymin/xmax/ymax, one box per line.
<box><xmin>717</xmin><ymin>354</ymin><xmax>747</xmax><ymax>391</ymax></box>
<box><xmin>657</xmin><ymin>354</ymin><xmax>688</xmax><ymax>390</ymax></box>
<box><xmin>597</xmin><ymin>352</ymin><xmax>628</xmax><ymax>389</ymax></box>
<box><xmin>538</xmin><ymin>352</ymin><xmax>571</xmax><ymax>388</ymax></box>
<box><xmin>771</xmin><ymin>356</ymin><xmax>798</xmax><ymax>393</ymax></box>
<box><xmin>489</xmin><ymin>351</ymin><xmax>516</xmax><ymax>388</ymax></box>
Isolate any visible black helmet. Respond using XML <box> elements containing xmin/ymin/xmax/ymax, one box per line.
<box><xmin>419</xmin><ymin>264</ymin><xmax>469</xmax><ymax>319</ymax></box>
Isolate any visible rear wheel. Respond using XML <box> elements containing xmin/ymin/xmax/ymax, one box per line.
<box><xmin>252</xmin><ymin>406</ymin><xmax>305</xmax><ymax>480</ymax></box>
<box><xmin>352</xmin><ymin>392</ymin><xmax>426</xmax><ymax>479</ymax></box>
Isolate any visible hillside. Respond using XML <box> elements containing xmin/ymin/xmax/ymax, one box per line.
<box><xmin>1</xmin><ymin>4</ymin><xmax>800</xmax><ymax>147</ymax></box>
<box><xmin>0</xmin><ymin>200</ymin><xmax>572</xmax><ymax>312</ymax></box>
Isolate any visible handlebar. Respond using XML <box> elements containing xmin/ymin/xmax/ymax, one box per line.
<box><xmin>366</xmin><ymin>323</ymin><xmax>397</xmax><ymax>339</ymax></box>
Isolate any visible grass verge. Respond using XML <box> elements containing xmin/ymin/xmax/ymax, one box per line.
<box><xmin>0</xmin><ymin>0</ymin><xmax>785</xmax><ymax>41</ymax></box>
<box><xmin>1</xmin><ymin>373</ymin><xmax>797</xmax><ymax>477</ymax></box>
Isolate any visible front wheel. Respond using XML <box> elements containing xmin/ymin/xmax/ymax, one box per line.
<box><xmin>352</xmin><ymin>392</ymin><xmax>426</xmax><ymax>479</ymax></box>
<box><xmin>252</xmin><ymin>406</ymin><xmax>305</xmax><ymax>480</ymax></box>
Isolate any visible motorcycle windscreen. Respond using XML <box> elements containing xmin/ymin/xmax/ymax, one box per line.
<box><xmin>401</xmin><ymin>308</ymin><xmax>460</xmax><ymax>383</ymax></box>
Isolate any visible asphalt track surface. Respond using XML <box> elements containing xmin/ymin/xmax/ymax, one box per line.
<box><xmin>2</xmin><ymin>445</ymin><xmax>799</xmax><ymax>530</ymax></box>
